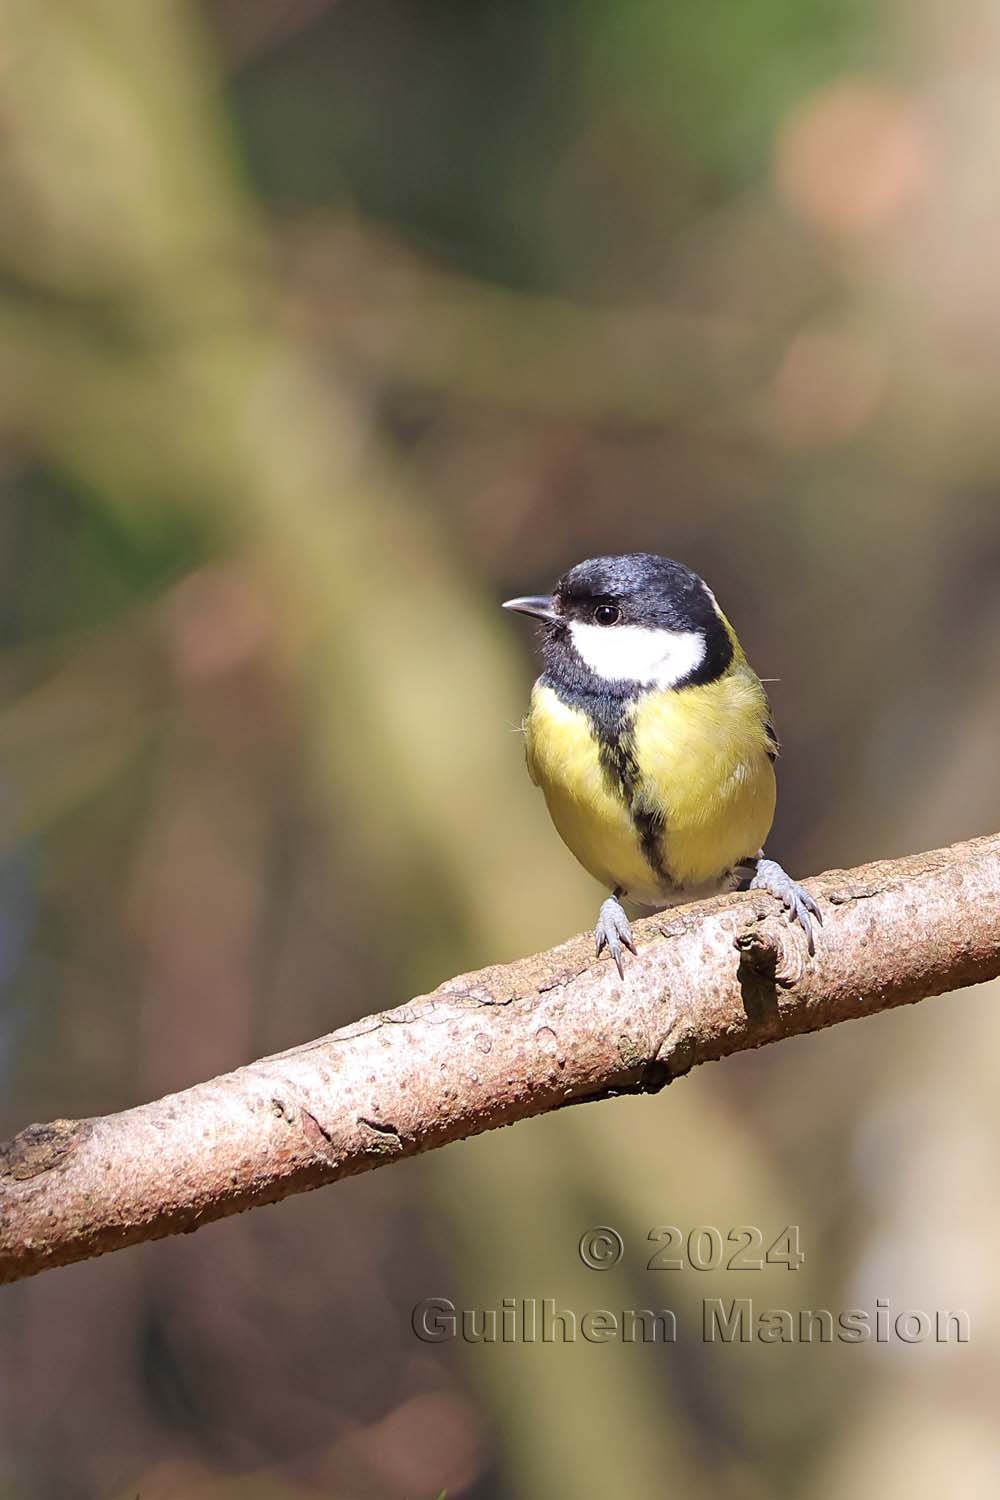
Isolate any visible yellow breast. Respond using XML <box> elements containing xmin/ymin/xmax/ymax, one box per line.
<box><xmin>524</xmin><ymin>670</ymin><xmax>776</xmax><ymax>906</ymax></box>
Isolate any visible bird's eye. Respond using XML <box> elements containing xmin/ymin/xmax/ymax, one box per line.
<box><xmin>593</xmin><ymin>603</ymin><xmax>621</xmax><ymax>626</ymax></box>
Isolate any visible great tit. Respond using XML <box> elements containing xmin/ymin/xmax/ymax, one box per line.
<box><xmin>503</xmin><ymin>553</ymin><xmax>820</xmax><ymax>975</ymax></box>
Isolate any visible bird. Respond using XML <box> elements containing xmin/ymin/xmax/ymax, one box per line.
<box><xmin>503</xmin><ymin>552</ymin><xmax>820</xmax><ymax>976</ymax></box>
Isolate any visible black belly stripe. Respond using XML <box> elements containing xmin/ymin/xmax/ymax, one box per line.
<box><xmin>541</xmin><ymin>670</ymin><xmax>674</xmax><ymax>890</ymax></box>
<box><xmin>630</xmin><ymin>802</ymin><xmax>671</xmax><ymax>889</ymax></box>
<box><xmin>597</xmin><ymin>727</ymin><xmax>673</xmax><ymax>889</ymax></box>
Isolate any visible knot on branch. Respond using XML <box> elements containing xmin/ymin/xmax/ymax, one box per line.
<box><xmin>0</xmin><ymin>1119</ymin><xmax>87</xmax><ymax>1181</ymax></box>
<box><xmin>734</xmin><ymin>923</ymin><xmax>806</xmax><ymax>988</ymax></box>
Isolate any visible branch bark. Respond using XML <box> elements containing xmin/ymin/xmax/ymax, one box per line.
<box><xmin>3</xmin><ymin>833</ymin><xmax>999</xmax><ymax>1285</ymax></box>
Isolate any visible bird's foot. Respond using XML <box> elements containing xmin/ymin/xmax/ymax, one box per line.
<box><xmin>595</xmin><ymin>894</ymin><xmax>637</xmax><ymax>978</ymax></box>
<box><xmin>748</xmin><ymin>857</ymin><xmax>822</xmax><ymax>955</ymax></box>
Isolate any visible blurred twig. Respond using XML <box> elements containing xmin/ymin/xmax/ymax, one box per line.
<box><xmin>3</xmin><ymin>831</ymin><xmax>1000</xmax><ymax>1285</ymax></box>
<box><xmin>285</xmin><ymin>221</ymin><xmax>764</xmax><ymax>423</ymax></box>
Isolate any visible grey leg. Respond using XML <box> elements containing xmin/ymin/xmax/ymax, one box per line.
<box><xmin>746</xmin><ymin>853</ymin><xmax>822</xmax><ymax>955</ymax></box>
<box><xmin>595</xmin><ymin>889</ymin><xmax>637</xmax><ymax>978</ymax></box>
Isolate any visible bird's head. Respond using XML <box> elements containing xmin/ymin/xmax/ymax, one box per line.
<box><xmin>503</xmin><ymin>552</ymin><xmax>734</xmax><ymax>692</ymax></box>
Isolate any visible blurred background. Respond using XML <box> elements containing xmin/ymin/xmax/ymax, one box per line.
<box><xmin>1</xmin><ymin>0</ymin><xmax>999</xmax><ymax>1495</ymax></box>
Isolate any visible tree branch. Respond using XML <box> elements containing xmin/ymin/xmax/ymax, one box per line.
<box><xmin>3</xmin><ymin>833</ymin><xmax>999</xmax><ymax>1285</ymax></box>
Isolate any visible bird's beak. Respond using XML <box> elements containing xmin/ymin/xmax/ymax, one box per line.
<box><xmin>502</xmin><ymin>595</ymin><xmax>559</xmax><ymax>623</ymax></box>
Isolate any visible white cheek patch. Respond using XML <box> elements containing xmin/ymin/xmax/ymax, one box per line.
<box><xmin>568</xmin><ymin>621</ymin><xmax>706</xmax><ymax>688</ymax></box>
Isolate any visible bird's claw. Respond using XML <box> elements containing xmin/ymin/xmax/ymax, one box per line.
<box><xmin>595</xmin><ymin>896</ymin><xmax>637</xmax><ymax>978</ymax></box>
<box><xmin>749</xmin><ymin>857</ymin><xmax>822</xmax><ymax>955</ymax></box>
